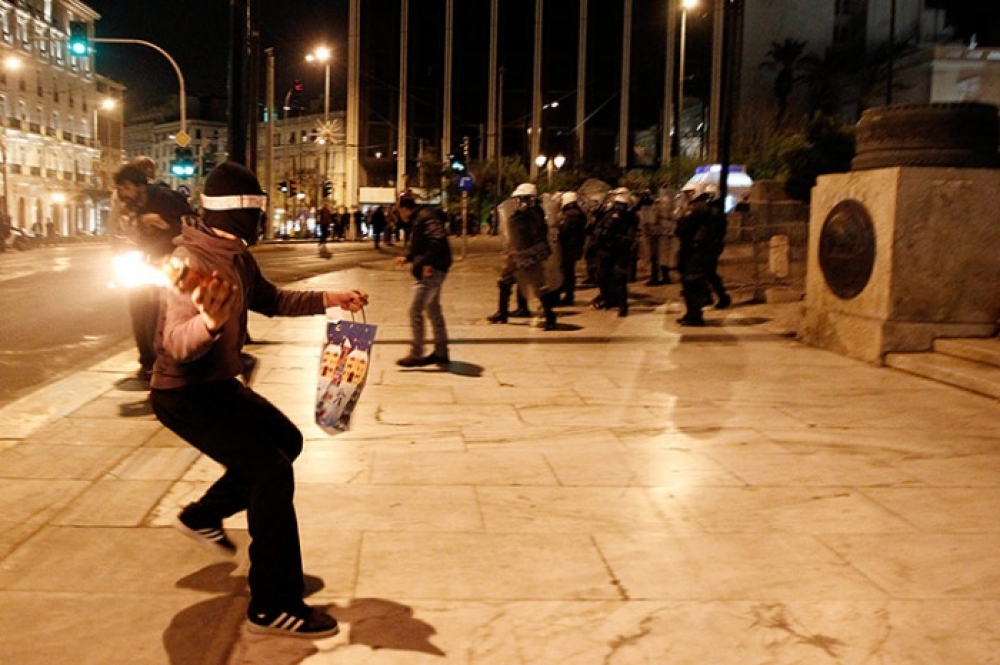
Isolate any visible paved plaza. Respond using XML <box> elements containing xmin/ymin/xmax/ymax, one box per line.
<box><xmin>0</xmin><ymin>245</ymin><xmax>998</xmax><ymax>664</ymax></box>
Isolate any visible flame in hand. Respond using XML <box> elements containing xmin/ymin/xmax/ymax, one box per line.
<box><xmin>109</xmin><ymin>251</ymin><xmax>170</xmax><ymax>289</ymax></box>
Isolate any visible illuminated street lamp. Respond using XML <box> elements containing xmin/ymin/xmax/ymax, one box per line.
<box><xmin>535</xmin><ymin>153</ymin><xmax>566</xmax><ymax>187</ymax></box>
<box><xmin>93</xmin><ymin>97</ymin><xmax>116</xmax><ymax>148</ymax></box>
<box><xmin>306</xmin><ymin>45</ymin><xmax>333</xmax><ymax>199</ymax></box>
<box><xmin>678</xmin><ymin>0</ymin><xmax>698</xmax><ymax>155</ymax></box>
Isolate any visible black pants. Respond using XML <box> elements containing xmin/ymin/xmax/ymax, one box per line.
<box><xmin>129</xmin><ymin>285</ymin><xmax>160</xmax><ymax>372</ymax></box>
<box><xmin>559</xmin><ymin>254</ymin><xmax>578</xmax><ymax>302</ymax></box>
<box><xmin>150</xmin><ymin>380</ymin><xmax>306</xmax><ymax>612</ymax></box>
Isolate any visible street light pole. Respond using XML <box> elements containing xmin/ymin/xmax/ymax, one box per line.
<box><xmin>306</xmin><ymin>46</ymin><xmax>332</xmax><ymax>203</ymax></box>
<box><xmin>677</xmin><ymin>0</ymin><xmax>697</xmax><ymax>157</ymax></box>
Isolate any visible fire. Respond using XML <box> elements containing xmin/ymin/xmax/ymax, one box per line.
<box><xmin>109</xmin><ymin>250</ymin><xmax>170</xmax><ymax>289</ymax></box>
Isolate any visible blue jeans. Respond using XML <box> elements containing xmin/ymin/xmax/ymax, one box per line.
<box><xmin>409</xmin><ymin>269</ymin><xmax>448</xmax><ymax>357</ymax></box>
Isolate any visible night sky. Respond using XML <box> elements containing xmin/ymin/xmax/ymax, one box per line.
<box><xmin>86</xmin><ymin>0</ymin><xmax>997</xmax><ymax>164</ymax></box>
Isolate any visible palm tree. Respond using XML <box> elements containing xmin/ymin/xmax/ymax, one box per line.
<box><xmin>759</xmin><ymin>39</ymin><xmax>808</xmax><ymax>128</ymax></box>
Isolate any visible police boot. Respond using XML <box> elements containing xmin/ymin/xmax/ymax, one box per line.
<box><xmin>541</xmin><ymin>292</ymin><xmax>559</xmax><ymax>331</ymax></box>
<box><xmin>487</xmin><ymin>282</ymin><xmax>511</xmax><ymax>323</ymax></box>
<box><xmin>510</xmin><ymin>290</ymin><xmax>531</xmax><ymax>318</ymax></box>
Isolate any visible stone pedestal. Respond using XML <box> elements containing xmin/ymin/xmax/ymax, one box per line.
<box><xmin>801</xmin><ymin>167</ymin><xmax>1000</xmax><ymax>363</ymax></box>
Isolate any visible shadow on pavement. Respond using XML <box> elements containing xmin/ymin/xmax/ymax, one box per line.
<box><xmin>330</xmin><ymin>598</ymin><xmax>445</xmax><ymax>656</ymax></box>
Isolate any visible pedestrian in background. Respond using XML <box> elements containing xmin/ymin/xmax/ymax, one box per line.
<box><xmin>151</xmin><ymin>161</ymin><xmax>369</xmax><ymax>639</ymax></box>
<box><xmin>394</xmin><ymin>191</ymin><xmax>453</xmax><ymax>367</ymax></box>
<box><xmin>369</xmin><ymin>204</ymin><xmax>387</xmax><ymax>249</ymax></box>
<box><xmin>316</xmin><ymin>202</ymin><xmax>332</xmax><ymax>245</ymax></box>
<box><xmin>113</xmin><ymin>162</ymin><xmax>192</xmax><ymax>382</ymax></box>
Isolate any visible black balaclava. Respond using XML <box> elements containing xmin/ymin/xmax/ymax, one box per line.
<box><xmin>201</xmin><ymin>162</ymin><xmax>268</xmax><ymax>244</ymax></box>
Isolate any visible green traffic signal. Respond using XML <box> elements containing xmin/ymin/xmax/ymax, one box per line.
<box><xmin>68</xmin><ymin>21</ymin><xmax>89</xmax><ymax>56</ymax></box>
<box><xmin>170</xmin><ymin>148</ymin><xmax>195</xmax><ymax>178</ymax></box>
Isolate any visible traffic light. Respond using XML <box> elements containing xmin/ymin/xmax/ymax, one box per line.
<box><xmin>169</xmin><ymin>148</ymin><xmax>195</xmax><ymax>179</ymax></box>
<box><xmin>449</xmin><ymin>153</ymin><xmax>465</xmax><ymax>172</ymax></box>
<box><xmin>322</xmin><ymin>179</ymin><xmax>332</xmax><ymax>198</ymax></box>
<box><xmin>68</xmin><ymin>21</ymin><xmax>89</xmax><ymax>56</ymax></box>
<box><xmin>278</xmin><ymin>181</ymin><xmax>288</xmax><ymax>194</ymax></box>
<box><xmin>289</xmin><ymin>180</ymin><xmax>298</xmax><ymax>196</ymax></box>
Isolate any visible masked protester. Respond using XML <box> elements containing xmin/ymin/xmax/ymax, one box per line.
<box><xmin>149</xmin><ymin>161</ymin><xmax>369</xmax><ymax>639</ymax></box>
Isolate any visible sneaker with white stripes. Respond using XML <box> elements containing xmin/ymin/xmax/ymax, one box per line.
<box><xmin>246</xmin><ymin>605</ymin><xmax>340</xmax><ymax>638</ymax></box>
<box><xmin>172</xmin><ymin>509</ymin><xmax>236</xmax><ymax>557</ymax></box>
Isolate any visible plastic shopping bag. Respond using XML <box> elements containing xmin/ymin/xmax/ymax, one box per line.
<box><xmin>315</xmin><ymin>309</ymin><xmax>377</xmax><ymax>433</ymax></box>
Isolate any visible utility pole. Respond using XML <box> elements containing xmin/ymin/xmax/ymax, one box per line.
<box><xmin>486</xmin><ymin>0</ymin><xmax>499</xmax><ymax>161</ymax></box>
<box><xmin>397</xmin><ymin>0</ymin><xmax>409</xmax><ymax>192</ymax></box>
<box><xmin>264</xmin><ymin>47</ymin><xmax>275</xmax><ymax>239</ymax></box>
<box><xmin>662</xmin><ymin>0</ymin><xmax>677</xmax><ymax>165</ymax></box>
<box><xmin>529</xmin><ymin>0</ymin><xmax>543</xmax><ymax>180</ymax></box>
<box><xmin>576</xmin><ymin>0</ymin><xmax>587</xmax><ymax>163</ymax></box>
<box><xmin>618</xmin><ymin>0</ymin><xmax>632</xmax><ymax>171</ymax></box>
<box><xmin>442</xmin><ymin>0</ymin><xmax>454</xmax><ymax>210</ymax></box>
<box><xmin>346</xmin><ymin>0</ymin><xmax>361</xmax><ymax>209</ymax></box>
<box><xmin>227</xmin><ymin>0</ymin><xmax>251</xmax><ymax>165</ymax></box>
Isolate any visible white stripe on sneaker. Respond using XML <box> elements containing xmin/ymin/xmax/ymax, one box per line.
<box><xmin>270</xmin><ymin>613</ymin><xmax>304</xmax><ymax>632</ymax></box>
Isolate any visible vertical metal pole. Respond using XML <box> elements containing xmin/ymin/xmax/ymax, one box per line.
<box><xmin>1</xmin><ymin>127</ymin><xmax>8</xmax><ymax>240</ymax></box>
<box><xmin>708</xmin><ymin>0</ymin><xmax>724</xmax><ymax>162</ymax></box>
<box><xmin>265</xmin><ymin>47</ymin><xmax>275</xmax><ymax>238</ymax></box>
<box><xmin>678</xmin><ymin>5</ymin><xmax>687</xmax><ymax>159</ymax></box>
<box><xmin>618</xmin><ymin>0</ymin><xmax>632</xmax><ymax>170</ymax></box>
<box><xmin>887</xmin><ymin>0</ymin><xmax>896</xmax><ymax>105</ymax></box>
<box><xmin>247</xmin><ymin>0</ymin><xmax>260</xmax><ymax>172</ymax></box>
<box><xmin>663</xmin><ymin>0</ymin><xmax>677</xmax><ymax>165</ymax></box>
<box><xmin>346</xmin><ymin>0</ymin><xmax>360</xmax><ymax>208</ymax></box>
<box><xmin>496</xmin><ymin>66</ymin><xmax>504</xmax><ymax>200</ymax></box>
<box><xmin>442</xmin><ymin>0</ymin><xmax>454</xmax><ymax>210</ymax></box>
<box><xmin>486</xmin><ymin>0</ymin><xmax>499</xmax><ymax>160</ymax></box>
<box><xmin>443</xmin><ymin>0</ymin><xmax>453</xmax><ymax>162</ymax></box>
<box><xmin>461</xmin><ymin>135</ymin><xmax>469</xmax><ymax>258</ymax></box>
<box><xmin>397</xmin><ymin>0</ymin><xmax>409</xmax><ymax>191</ymax></box>
<box><xmin>576</xmin><ymin>0</ymin><xmax>587</xmax><ymax>163</ymax></box>
<box><xmin>529</xmin><ymin>0</ymin><xmax>543</xmax><ymax>180</ymax></box>
<box><xmin>323</xmin><ymin>61</ymin><xmax>331</xmax><ymax>202</ymax></box>
<box><xmin>227</xmin><ymin>0</ymin><xmax>250</xmax><ymax>165</ymax></box>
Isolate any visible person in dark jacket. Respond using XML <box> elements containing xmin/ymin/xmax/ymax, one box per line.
<box><xmin>114</xmin><ymin>163</ymin><xmax>192</xmax><ymax>382</ymax></box>
<box><xmin>556</xmin><ymin>192</ymin><xmax>587</xmax><ymax>306</ymax></box>
<box><xmin>369</xmin><ymin>205</ymin><xmax>387</xmax><ymax>249</ymax></box>
<box><xmin>150</xmin><ymin>162</ymin><xmax>368</xmax><ymax>639</ymax></box>
<box><xmin>675</xmin><ymin>192</ymin><xmax>716</xmax><ymax>326</ymax></box>
<box><xmin>591</xmin><ymin>189</ymin><xmax>637</xmax><ymax>317</ymax></box>
<box><xmin>394</xmin><ymin>191</ymin><xmax>453</xmax><ymax>367</ymax></box>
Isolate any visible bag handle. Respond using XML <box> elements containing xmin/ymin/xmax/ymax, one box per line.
<box><xmin>328</xmin><ymin>305</ymin><xmax>367</xmax><ymax>324</ymax></box>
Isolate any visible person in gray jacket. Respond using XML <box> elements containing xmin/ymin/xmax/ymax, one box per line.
<box><xmin>149</xmin><ymin>162</ymin><xmax>368</xmax><ymax>639</ymax></box>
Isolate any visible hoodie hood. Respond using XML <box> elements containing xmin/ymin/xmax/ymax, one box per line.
<box><xmin>170</xmin><ymin>222</ymin><xmax>246</xmax><ymax>283</ymax></box>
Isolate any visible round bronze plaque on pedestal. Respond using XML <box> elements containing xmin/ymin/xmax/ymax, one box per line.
<box><xmin>819</xmin><ymin>199</ymin><xmax>876</xmax><ymax>300</ymax></box>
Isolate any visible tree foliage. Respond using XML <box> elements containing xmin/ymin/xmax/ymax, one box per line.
<box><xmin>778</xmin><ymin>113</ymin><xmax>855</xmax><ymax>202</ymax></box>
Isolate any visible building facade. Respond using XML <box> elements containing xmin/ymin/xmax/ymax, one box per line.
<box><xmin>0</xmin><ymin>0</ymin><xmax>124</xmax><ymax>236</ymax></box>
<box><xmin>122</xmin><ymin>95</ymin><xmax>228</xmax><ymax>201</ymax></box>
<box><xmin>257</xmin><ymin>109</ymin><xmax>347</xmax><ymax>237</ymax></box>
